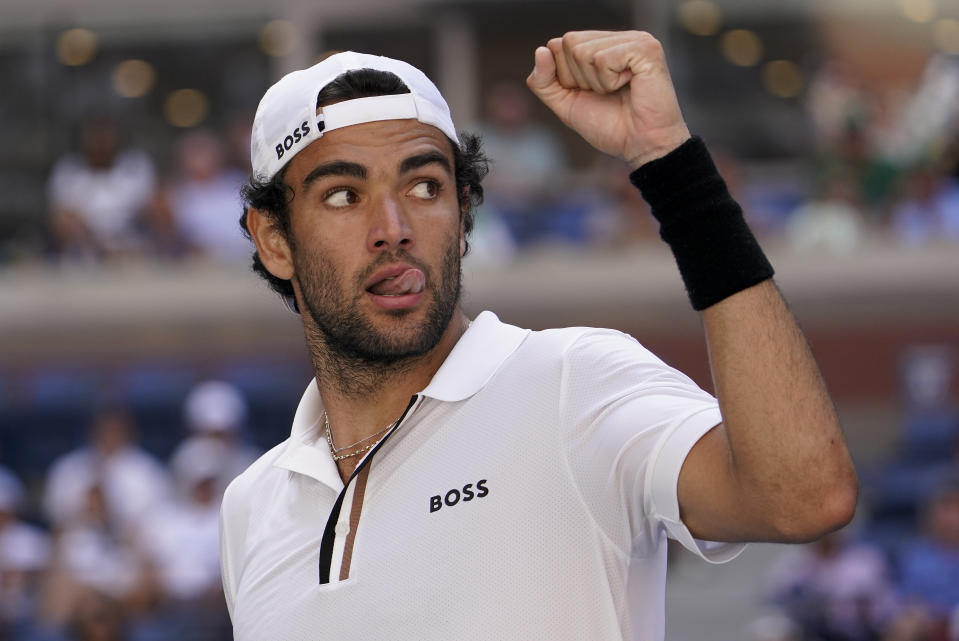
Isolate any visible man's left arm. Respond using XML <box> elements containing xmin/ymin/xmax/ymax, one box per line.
<box><xmin>527</xmin><ymin>30</ymin><xmax>858</xmax><ymax>543</ymax></box>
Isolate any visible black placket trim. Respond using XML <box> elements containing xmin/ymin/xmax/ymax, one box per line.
<box><xmin>318</xmin><ymin>395</ymin><xmax>418</xmax><ymax>585</ymax></box>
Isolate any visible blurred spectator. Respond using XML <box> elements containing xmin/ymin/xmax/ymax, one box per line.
<box><xmin>133</xmin><ymin>440</ymin><xmax>231</xmax><ymax>641</ymax></box>
<box><xmin>44</xmin><ymin>482</ymin><xmax>149</xmax><ymax>627</ymax></box>
<box><xmin>862</xmin><ymin>347</ymin><xmax>957</xmax><ymax>562</ymax></box>
<box><xmin>0</xmin><ymin>466</ymin><xmax>55</xmax><ymax>641</ymax></box>
<box><xmin>154</xmin><ymin>130</ymin><xmax>249</xmax><ymax>262</ymax></box>
<box><xmin>807</xmin><ymin>60</ymin><xmax>873</xmax><ymax>156</ymax></box>
<box><xmin>476</xmin><ymin>81</ymin><xmax>571</xmax><ymax>246</ymax></box>
<box><xmin>574</xmin><ymin>153</ymin><xmax>656</xmax><ymax>247</ymax></box>
<box><xmin>900</xmin><ymin>346</ymin><xmax>958</xmax><ymax>466</ymax></box>
<box><xmin>804</xmin><ymin>59</ymin><xmax>904</xmax><ymax>218</ymax></box>
<box><xmin>747</xmin><ymin>611</ymin><xmax>803</xmax><ymax>641</ymax></box>
<box><xmin>141</xmin><ymin>439</ymin><xmax>224</xmax><ymax>603</ymax></box>
<box><xmin>765</xmin><ymin>529</ymin><xmax>898</xmax><ymax>641</ymax></box>
<box><xmin>886</xmin><ymin>56</ymin><xmax>959</xmax><ymax>169</ymax></box>
<box><xmin>67</xmin><ymin>591</ymin><xmax>128</xmax><ymax>641</ymax></box>
<box><xmin>46</xmin><ymin>117</ymin><xmax>157</xmax><ymax>262</ymax></box>
<box><xmin>881</xmin><ymin>606</ymin><xmax>943</xmax><ymax>641</ymax></box>
<box><xmin>896</xmin><ymin>479</ymin><xmax>959</xmax><ymax>635</ymax></box>
<box><xmin>168</xmin><ymin>380</ymin><xmax>259</xmax><ymax>498</ymax></box>
<box><xmin>786</xmin><ymin>171</ymin><xmax>866</xmax><ymax>254</ymax></box>
<box><xmin>889</xmin><ymin>166</ymin><xmax>959</xmax><ymax>247</ymax></box>
<box><xmin>43</xmin><ymin>407</ymin><xmax>171</xmax><ymax>533</ymax></box>
<box><xmin>223</xmin><ymin>113</ymin><xmax>254</xmax><ymax>175</ymax></box>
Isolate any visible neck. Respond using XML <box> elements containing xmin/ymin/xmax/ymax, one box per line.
<box><xmin>309</xmin><ymin>333</ymin><xmax>422</xmax><ymax>401</ymax></box>
<box><xmin>305</xmin><ymin>309</ymin><xmax>469</xmax><ymax>451</ymax></box>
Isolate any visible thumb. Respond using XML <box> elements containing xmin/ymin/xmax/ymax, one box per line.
<box><xmin>525</xmin><ymin>46</ymin><xmax>558</xmax><ymax>94</ymax></box>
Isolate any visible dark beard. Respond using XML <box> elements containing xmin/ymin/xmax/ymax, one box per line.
<box><xmin>295</xmin><ymin>238</ymin><xmax>462</xmax><ymax>397</ymax></box>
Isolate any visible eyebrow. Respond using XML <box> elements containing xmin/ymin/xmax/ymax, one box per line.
<box><xmin>399</xmin><ymin>151</ymin><xmax>452</xmax><ymax>176</ymax></box>
<box><xmin>302</xmin><ymin>161</ymin><xmax>367</xmax><ymax>189</ymax></box>
<box><xmin>300</xmin><ymin>151</ymin><xmax>452</xmax><ymax>191</ymax></box>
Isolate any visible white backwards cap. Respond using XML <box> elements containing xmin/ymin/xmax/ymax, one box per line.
<box><xmin>251</xmin><ymin>51</ymin><xmax>459</xmax><ymax>180</ymax></box>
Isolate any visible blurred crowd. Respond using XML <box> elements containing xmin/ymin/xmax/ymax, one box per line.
<box><xmin>6</xmin><ymin>52</ymin><xmax>958</xmax><ymax>270</ymax></box>
<box><xmin>754</xmin><ymin>347</ymin><xmax>959</xmax><ymax>641</ymax></box>
<box><xmin>0</xmin><ymin>381</ymin><xmax>258</xmax><ymax>641</ymax></box>
<box><xmin>42</xmin><ymin>115</ymin><xmax>253</xmax><ymax>267</ymax></box>
<box><xmin>776</xmin><ymin>55</ymin><xmax>959</xmax><ymax>253</ymax></box>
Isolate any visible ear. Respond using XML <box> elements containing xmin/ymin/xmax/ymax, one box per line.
<box><xmin>246</xmin><ymin>207</ymin><xmax>294</xmax><ymax>280</ymax></box>
<box><xmin>459</xmin><ymin>188</ymin><xmax>469</xmax><ymax>257</ymax></box>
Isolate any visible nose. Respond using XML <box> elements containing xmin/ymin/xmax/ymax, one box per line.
<box><xmin>367</xmin><ymin>192</ymin><xmax>413</xmax><ymax>252</ymax></box>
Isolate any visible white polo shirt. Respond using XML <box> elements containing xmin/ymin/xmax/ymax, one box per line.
<box><xmin>220</xmin><ymin>311</ymin><xmax>743</xmax><ymax>641</ymax></box>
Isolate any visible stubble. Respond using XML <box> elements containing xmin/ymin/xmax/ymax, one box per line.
<box><xmin>296</xmin><ymin>236</ymin><xmax>462</xmax><ymax>398</ymax></box>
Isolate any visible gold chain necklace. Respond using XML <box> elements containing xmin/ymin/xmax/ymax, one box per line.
<box><xmin>324</xmin><ymin>411</ymin><xmax>397</xmax><ymax>462</ymax></box>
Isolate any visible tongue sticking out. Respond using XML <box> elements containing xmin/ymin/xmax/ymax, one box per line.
<box><xmin>368</xmin><ymin>268</ymin><xmax>426</xmax><ymax>296</ymax></box>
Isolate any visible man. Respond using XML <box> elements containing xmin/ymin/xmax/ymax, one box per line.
<box><xmin>221</xmin><ymin>31</ymin><xmax>858</xmax><ymax>640</ymax></box>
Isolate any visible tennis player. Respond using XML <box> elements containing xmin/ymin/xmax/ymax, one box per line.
<box><xmin>221</xmin><ymin>30</ymin><xmax>858</xmax><ymax>640</ymax></box>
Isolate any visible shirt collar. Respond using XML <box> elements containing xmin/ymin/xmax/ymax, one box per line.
<box><xmin>273</xmin><ymin>380</ymin><xmax>343</xmax><ymax>491</ymax></box>
<box><xmin>419</xmin><ymin>310</ymin><xmax>529</xmax><ymax>402</ymax></box>
<box><xmin>272</xmin><ymin>311</ymin><xmax>528</xmax><ymax>488</ymax></box>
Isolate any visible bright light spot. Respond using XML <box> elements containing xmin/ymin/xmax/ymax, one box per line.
<box><xmin>164</xmin><ymin>89</ymin><xmax>209</xmax><ymax>128</ymax></box>
<box><xmin>678</xmin><ymin>0</ymin><xmax>722</xmax><ymax>36</ymax></box>
<box><xmin>720</xmin><ymin>29</ymin><xmax>763</xmax><ymax>67</ymax></box>
<box><xmin>258</xmin><ymin>19</ymin><xmax>299</xmax><ymax>57</ymax></box>
<box><xmin>56</xmin><ymin>28</ymin><xmax>98</xmax><ymax>66</ymax></box>
<box><xmin>896</xmin><ymin>0</ymin><xmax>935</xmax><ymax>23</ymax></box>
<box><xmin>112</xmin><ymin>59</ymin><xmax>156</xmax><ymax>98</ymax></box>
<box><xmin>933</xmin><ymin>18</ymin><xmax>959</xmax><ymax>54</ymax></box>
<box><xmin>762</xmin><ymin>60</ymin><xmax>804</xmax><ymax>98</ymax></box>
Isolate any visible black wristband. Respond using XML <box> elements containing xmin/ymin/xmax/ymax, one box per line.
<box><xmin>629</xmin><ymin>136</ymin><xmax>774</xmax><ymax>311</ymax></box>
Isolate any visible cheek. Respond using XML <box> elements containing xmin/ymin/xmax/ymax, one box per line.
<box><xmin>289</xmin><ymin>218</ymin><xmax>353</xmax><ymax>271</ymax></box>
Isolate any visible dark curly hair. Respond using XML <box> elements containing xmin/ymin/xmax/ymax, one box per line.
<box><xmin>239</xmin><ymin>68</ymin><xmax>489</xmax><ymax>307</ymax></box>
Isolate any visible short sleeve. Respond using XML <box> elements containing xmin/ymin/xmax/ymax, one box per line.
<box><xmin>560</xmin><ymin>329</ymin><xmax>744</xmax><ymax>563</ymax></box>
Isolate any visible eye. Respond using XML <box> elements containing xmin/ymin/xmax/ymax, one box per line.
<box><xmin>323</xmin><ymin>188</ymin><xmax>358</xmax><ymax>208</ymax></box>
<box><xmin>408</xmin><ymin>180</ymin><xmax>440</xmax><ymax>200</ymax></box>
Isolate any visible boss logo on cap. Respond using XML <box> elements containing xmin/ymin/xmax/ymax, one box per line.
<box><xmin>274</xmin><ymin>120</ymin><xmax>312</xmax><ymax>160</ymax></box>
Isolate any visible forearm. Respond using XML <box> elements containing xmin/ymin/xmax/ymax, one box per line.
<box><xmin>634</xmin><ymin>138</ymin><xmax>857</xmax><ymax>542</ymax></box>
<box><xmin>701</xmin><ymin>280</ymin><xmax>858</xmax><ymax>540</ymax></box>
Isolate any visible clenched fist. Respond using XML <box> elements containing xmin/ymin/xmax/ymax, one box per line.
<box><xmin>526</xmin><ymin>30</ymin><xmax>691</xmax><ymax>169</ymax></box>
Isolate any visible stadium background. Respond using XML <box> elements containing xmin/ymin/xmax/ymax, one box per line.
<box><xmin>1</xmin><ymin>0</ymin><xmax>958</xmax><ymax>639</ymax></box>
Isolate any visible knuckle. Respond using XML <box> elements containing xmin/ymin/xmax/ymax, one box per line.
<box><xmin>562</xmin><ymin>31</ymin><xmax>584</xmax><ymax>47</ymax></box>
<box><xmin>571</xmin><ymin>41</ymin><xmax>592</xmax><ymax>59</ymax></box>
<box><xmin>640</xmin><ymin>32</ymin><xmax>664</xmax><ymax>52</ymax></box>
<box><xmin>626</xmin><ymin>30</ymin><xmax>660</xmax><ymax>46</ymax></box>
<box><xmin>593</xmin><ymin>48</ymin><xmax>612</xmax><ymax>64</ymax></box>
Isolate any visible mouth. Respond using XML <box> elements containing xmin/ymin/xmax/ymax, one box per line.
<box><xmin>364</xmin><ymin>265</ymin><xmax>427</xmax><ymax>310</ymax></box>
<box><xmin>366</xmin><ymin>266</ymin><xmax>426</xmax><ymax>297</ymax></box>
